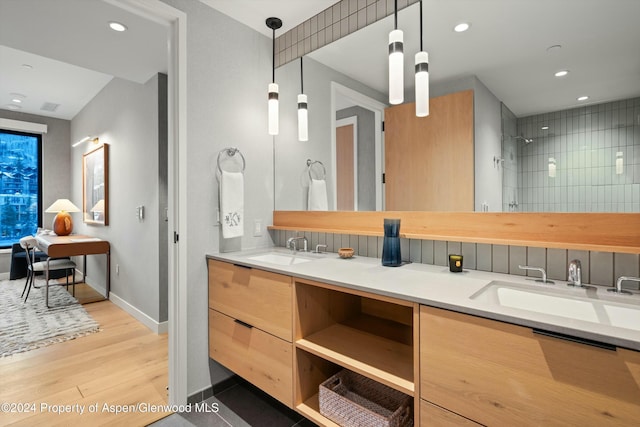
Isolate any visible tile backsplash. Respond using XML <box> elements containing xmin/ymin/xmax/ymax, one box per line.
<box><xmin>271</xmin><ymin>229</ymin><xmax>640</xmax><ymax>290</ymax></box>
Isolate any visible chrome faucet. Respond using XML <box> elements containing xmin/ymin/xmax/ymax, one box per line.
<box><xmin>608</xmin><ymin>276</ymin><xmax>640</xmax><ymax>295</ymax></box>
<box><xmin>313</xmin><ymin>244</ymin><xmax>327</xmax><ymax>254</ymax></box>
<box><xmin>518</xmin><ymin>265</ymin><xmax>552</xmax><ymax>284</ymax></box>
<box><xmin>286</xmin><ymin>235</ymin><xmax>308</xmax><ymax>253</ymax></box>
<box><xmin>567</xmin><ymin>259</ymin><xmax>583</xmax><ymax>287</ymax></box>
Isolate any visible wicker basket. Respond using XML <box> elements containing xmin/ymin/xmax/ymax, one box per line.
<box><xmin>319</xmin><ymin>370</ymin><xmax>413</xmax><ymax>427</ymax></box>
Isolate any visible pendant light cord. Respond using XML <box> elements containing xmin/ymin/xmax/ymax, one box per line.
<box><xmin>419</xmin><ymin>0</ymin><xmax>423</xmax><ymax>51</ymax></box>
<box><xmin>394</xmin><ymin>0</ymin><xmax>398</xmax><ymax>29</ymax></box>
<box><xmin>300</xmin><ymin>57</ymin><xmax>304</xmax><ymax>93</ymax></box>
<box><xmin>271</xmin><ymin>28</ymin><xmax>275</xmax><ymax>83</ymax></box>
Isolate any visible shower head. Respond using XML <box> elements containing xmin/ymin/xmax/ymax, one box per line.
<box><xmin>512</xmin><ymin>135</ymin><xmax>533</xmax><ymax>144</ymax></box>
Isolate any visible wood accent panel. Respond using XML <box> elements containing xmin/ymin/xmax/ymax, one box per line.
<box><xmin>209</xmin><ymin>309</ymin><xmax>293</xmax><ymax>408</ymax></box>
<box><xmin>336</xmin><ymin>124</ymin><xmax>355</xmax><ymax>211</ymax></box>
<box><xmin>420</xmin><ymin>306</ymin><xmax>640</xmax><ymax>426</ymax></box>
<box><xmin>208</xmin><ymin>259</ymin><xmax>292</xmax><ymax>341</ymax></box>
<box><xmin>420</xmin><ymin>400</ymin><xmax>482</xmax><ymax>426</ymax></box>
<box><xmin>271</xmin><ymin>211</ymin><xmax>640</xmax><ymax>253</ymax></box>
<box><xmin>385</xmin><ymin>91</ymin><xmax>474</xmax><ymax>211</ymax></box>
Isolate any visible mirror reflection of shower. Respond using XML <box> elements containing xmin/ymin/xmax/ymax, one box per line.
<box><xmin>511</xmin><ymin>135</ymin><xmax>534</xmax><ymax>144</ymax></box>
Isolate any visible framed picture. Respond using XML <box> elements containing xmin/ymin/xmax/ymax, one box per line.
<box><xmin>82</xmin><ymin>143</ymin><xmax>109</xmax><ymax>225</ymax></box>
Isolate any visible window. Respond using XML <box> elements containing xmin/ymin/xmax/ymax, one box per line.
<box><xmin>0</xmin><ymin>129</ymin><xmax>42</xmax><ymax>248</ymax></box>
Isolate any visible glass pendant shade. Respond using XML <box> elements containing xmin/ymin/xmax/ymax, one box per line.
<box><xmin>268</xmin><ymin>83</ymin><xmax>279</xmax><ymax>135</ymax></box>
<box><xmin>415</xmin><ymin>51</ymin><xmax>429</xmax><ymax>117</ymax></box>
<box><xmin>297</xmin><ymin>94</ymin><xmax>308</xmax><ymax>141</ymax></box>
<box><xmin>548</xmin><ymin>158</ymin><xmax>556</xmax><ymax>178</ymax></box>
<box><xmin>388</xmin><ymin>29</ymin><xmax>404</xmax><ymax>105</ymax></box>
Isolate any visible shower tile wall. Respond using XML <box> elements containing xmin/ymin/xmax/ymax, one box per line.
<box><xmin>517</xmin><ymin>97</ymin><xmax>640</xmax><ymax>212</ymax></box>
<box><xmin>501</xmin><ymin>104</ymin><xmax>519</xmax><ymax>211</ymax></box>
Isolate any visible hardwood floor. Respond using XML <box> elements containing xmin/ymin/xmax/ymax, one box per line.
<box><xmin>0</xmin><ymin>299</ymin><xmax>169</xmax><ymax>426</ymax></box>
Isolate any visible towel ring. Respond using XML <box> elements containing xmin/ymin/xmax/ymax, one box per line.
<box><xmin>217</xmin><ymin>147</ymin><xmax>246</xmax><ymax>175</ymax></box>
<box><xmin>306</xmin><ymin>159</ymin><xmax>326</xmax><ymax>180</ymax></box>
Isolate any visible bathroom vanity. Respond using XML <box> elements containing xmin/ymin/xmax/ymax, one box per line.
<box><xmin>207</xmin><ymin>250</ymin><xmax>640</xmax><ymax>426</ymax></box>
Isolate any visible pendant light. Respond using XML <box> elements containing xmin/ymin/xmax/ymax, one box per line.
<box><xmin>298</xmin><ymin>57</ymin><xmax>308</xmax><ymax>141</ymax></box>
<box><xmin>266</xmin><ymin>17</ymin><xmax>282</xmax><ymax>135</ymax></box>
<box><xmin>415</xmin><ymin>0</ymin><xmax>429</xmax><ymax>117</ymax></box>
<box><xmin>388</xmin><ymin>0</ymin><xmax>403</xmax><ymax>105</ymax></box>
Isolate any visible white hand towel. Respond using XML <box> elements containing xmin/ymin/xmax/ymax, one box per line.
<box><xmin>220</xmin><ymin>170</ymin><xmax>244</xmax><ymax>238</ymax></box>
<box><xmin>308</xmin><ymin>178</ymin><xmax>328</xmax><ymax>211</ymax></box>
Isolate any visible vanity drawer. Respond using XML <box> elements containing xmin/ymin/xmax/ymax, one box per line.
<box><xmin>209</xmin><ymin>309</ymin><xmax>293</xmax><ymax>407</ymax></box>
<box><xmin>420</xmin><ymin>305</ymin><xmax>640</xmax><ymax>426</ymax></box>
<box><xmin>208</xmin><ymin>259</ymin><xmax>292</xmax><ymax>341</ymax></box>
<box><xmin>420</xmin><ymin>400</ymin><xmax>481</xmax><ymax>426</ymax></box>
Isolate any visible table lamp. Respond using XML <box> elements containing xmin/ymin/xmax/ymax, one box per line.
<box><xmin>45</xmin><ymin>199</ymin><xmax>80</xmax><ymax>236</ymax></box>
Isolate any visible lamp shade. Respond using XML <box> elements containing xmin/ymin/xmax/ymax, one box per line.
<box><xmin>268</xmin><ymin>83</ymin><xmax>279</xmax><ymax>135</ymax></box>
<box><xmin>45</xmin><ymin>199</ymin><xmax>80</xmax><ymax>236</ymax></box>
<box><xmin>388</xmin><ymin>29</ymin><xmax>404</xmax><ymax>105</ymax></box>
<box><xmin>297</xmin><ymin>94</ymin><xmax>308</xmax><ymax>141</ymax></box>
<box><xmin>90</xmin><ymin>199</ymin><xmax>105</xmax><ymax>213</ymax></box>
<box><xmin>415</xmin><ymin>51</ymin><xmax>429</xmax><ymax>117</ymax></box>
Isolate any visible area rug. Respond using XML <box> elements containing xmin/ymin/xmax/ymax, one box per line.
<box><xmin>0</xmin><ymin>279</ymin><xmax>100</xmax><ymax>357</ymax></box>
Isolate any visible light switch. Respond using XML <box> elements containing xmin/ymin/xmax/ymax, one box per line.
<box><xmin>137</xmin><ymin>205</ymin><xmax>145</xmax><ymax>221</ymax></box>
<box><xmin>253</xmin><ymin>219</ymin><xmax>263</xmax><ymax>237</ymax></box>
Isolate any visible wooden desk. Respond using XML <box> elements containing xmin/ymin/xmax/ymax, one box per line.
<box><xmin>35</xmin><ymin>234</ymin><xmax>111</xmax><ymax>299</ymax></box>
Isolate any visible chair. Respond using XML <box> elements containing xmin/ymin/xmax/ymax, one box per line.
<box><xmin>19</xmin><ymin>236</ymin><xmax>77</xmax><ymax>308</ymax></box>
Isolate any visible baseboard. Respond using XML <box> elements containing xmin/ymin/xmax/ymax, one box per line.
<box><xmin>108</xmin><ymin>291</ymin><xmax>168</xmax><ymax>334</ymax></box>
<box><xmin>0</xmin><ymin>272</ymin><xmax>9</xmax><ymax>280</ymax></box>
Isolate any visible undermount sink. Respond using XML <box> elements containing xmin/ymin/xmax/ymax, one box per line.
<box><xmin>246</xmin><ymin>252</ymin><xmax>312</xmax><ymax>266</ymax></box>
<box><xmin>470</xmin><ymin>281</ymin><xmax>640</xmax><ymax>331</ymax></box>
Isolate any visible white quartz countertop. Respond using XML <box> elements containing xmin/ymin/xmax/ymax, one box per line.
<box><xmin>207</xmin><ymin>248</ymin><xmax>640</xmax><ymax>351</ymax></box>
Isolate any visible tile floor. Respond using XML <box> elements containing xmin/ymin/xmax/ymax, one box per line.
<box><xmin>148</xmin><ymin>378</ymin><xmax>317</xmax><ymax>427</ymax></box>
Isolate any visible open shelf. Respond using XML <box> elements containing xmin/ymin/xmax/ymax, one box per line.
<box><xmin>297</xmin><ymin>393</ymin><xmax>341</xmax><ymax>427</ymax></box>
<box><xmin>294</xmin><ymin>349</ymin><xmax>414</xmax><ymax>427</ymax></box>
<box><xmin>296</xmin><ymin>322</ymin><xmax>414</xmax><ymax>395</ymax></box>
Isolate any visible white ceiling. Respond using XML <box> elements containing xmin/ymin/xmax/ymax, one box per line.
<box><xmin>1</xmin><ymin>0</ymin><xmax>639</xmax><ymax>120</ymax></box>
<box><xmin>202</xmin><ymin>0</ymin><xmax>640</xmax><ymax>118</ymax></box>
<box><xmin>0</xmin><ymin>0</ymin><xmax>168</xmax><ymax>120</ymax></box>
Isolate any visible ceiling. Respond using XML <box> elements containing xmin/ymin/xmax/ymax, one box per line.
<box><xmin>0</xmin><ymin>0</ymin><xmax>168</xmax><ymax>120</ymax></box>
<box><xmin>210</xmin><ymin>0</ymin><xmax>640</xmax><ymax>118</ymax></box>
<box><xmin>1</xmin><ymin>0</ymin><xmax>639</xmax><ymax>120</ymax></box>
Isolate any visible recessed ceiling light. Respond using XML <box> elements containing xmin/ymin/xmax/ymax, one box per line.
<box><xmin>546</xmin><ymin>44</ymin><xmax>562</xmax><ymax>53</ymax></box>
<box><xmin>454</xmin><ymin>22</ymin><xmax>470</xmax><ymax>32</ymax></box>
<box><xmin>21</xmin><ymin>64</ymin><xmax>33</xmax><ymax>70</ymax></box>
<box><xmin>541</xmin><ymin>126</ymin><xmax>549</xmax><ymax>130</ymax></box>
<box><xmin>5</xmin><ymin>104</ymin><xmax>21</xmax><ymax>110</ymax></box>
<box><xmin>577</xmin><ymin>95</ymin><xmax>589</xmax><ymax>101</ymax></box>
<box><xmin>10</xmin><ymin>93</ymin><xmax>25</xmax><ymax>103</ymax></box>
<box><xmin>554</xmin><ymin>70</ymin><xmax>569</xmax><ymax>77</ymax></box>
<box><xmin>109</xmin><ymin>21</ymin><xmax>127</xmax><ymax>32</ymax></box>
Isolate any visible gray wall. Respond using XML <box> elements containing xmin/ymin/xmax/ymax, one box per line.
<box><xmin>162</xmin><ymin>0</ymin><xmax>279</xmax><ymax>396</ymax></box>
<box><xmin>70</xmin><ymin>75</ymin><xmax>164</xmax><ymax>322</ymax></box>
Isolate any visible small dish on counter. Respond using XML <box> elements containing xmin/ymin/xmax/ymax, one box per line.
<box><xmin>338</xmin><ymin>248</ymin><xmax>355</xmax><ymax>259</ymax></box>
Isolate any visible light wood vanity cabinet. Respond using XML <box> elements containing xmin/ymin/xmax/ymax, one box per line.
<box><xmin>207</xmin><ymin>259</ymin><xmax>293</xmax><ymax>407</ymax></box>
<box><xmin>207</xmin><ymin>257</ymin><xmax>640</xmax><ymax>427</ymax></box>
<box><xmin>420</xmin><ymin>306</ymin><xmax>640</xmax><ymax>426</ymax></box>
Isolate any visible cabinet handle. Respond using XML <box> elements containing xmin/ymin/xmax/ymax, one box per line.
<box><xmin>533</xmin><ymin>329</ymin><xmax>616</xmax><ymax>351</ymax></box>
<box><xmin>233</xmin><ymin>263</ymin><xmax>252</xmax><ymax>269</ymax></box>
<box><xmin>234</xmin><ymin>319</ymin><xmax>254</xmax><ymax>329</ymax></box>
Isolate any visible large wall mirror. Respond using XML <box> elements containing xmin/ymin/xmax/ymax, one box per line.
<box><xmin>273</xmin><ymin>0</ymin><xmax>640</xmax><ymax>213</ymax></box>
<box><xmin>83</xmin><ymin>143</ymin><xmax>109</xmax><ymax>225</ymax></box>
